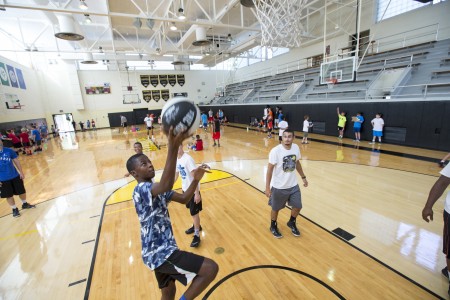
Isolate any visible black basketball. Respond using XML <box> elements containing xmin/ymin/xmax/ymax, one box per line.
<box><xmin>161</xmin><ymin>97</ymin><xmax>200</xmax><ymax>136</ymax></box>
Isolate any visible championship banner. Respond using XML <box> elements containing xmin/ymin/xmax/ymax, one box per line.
<box><xmin>173</xmin><ymin>92</ymin><xmax>188</xmax><ymax>97</ymax></box>
<box><xmin>177</xmin><ymin>74</ymin><xmax>185</xmax><ymax>86</ymax></box>
<box><xmin>168</xmin><ymin>75</ymin><xmax>176</xmax><ymax>87</ymax></box>
<box><xmin>152</xmin><ymin>90</ymin><xmax>161</xmax><ymax>102</ymax></box>
<box><xmin>15</xmin><ymin>68</ymin><xmax>26</xmax><ymax>89</ymax></box>
<box><xmin>0</xmin><ymin>62</ymin><xmax>10</xmax><ymax>86</ymax></box>
<box><xmin>140</xmin><ymin>75</ymin><xmax>150</xmax><ymax>88</ymax></box>
<box><xmin>161</xmin><ymin>89</ymin><xmax>170</xmax><ymax>101</ymax></box>
<box><xmin>6</xmin><ymin>65</ymin><xmax>18</xmax><ymax>88</ymax></box>
<box><xmin>150</xmin><ymin>75</ymin><xmax>159</xmax><ymax>87</ymax></box>
<box><xmin>142</xmin><ymin>90</ymin><xmax>152</xmax><ymax>103</ymax></box>
<box><xmin>159</xmin><ymin>75</ymin><xmax>168</xmax><ymax>87</ymax></box>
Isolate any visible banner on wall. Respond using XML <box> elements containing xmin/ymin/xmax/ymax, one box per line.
<box><xmin>6</xmin><ymin>65</ymin><xmax>18</xmax><ymax>88</ymax></box>
<box><xmin>152</xmin><ymin>90</ymin><xmax>161</xmax><ymax>102</ymax></box>
<box><xmin>159</xmin><ymin>75</ymin><xmax>168</xmax><ymax>87</ymax></box>
<box><xmin>140</xmin><ymin>75</ymin><xmax>150</xmax><ymax>88</ymax></box>
<box><xmin>150</xmin><ymin>75</ymin><xmax>159</xmax><ymax>87</ymax></box>
<box><xmin>142</xmin><ymin>90</ymin><xmax>152</xmax><ymax>103</ymax></box>
<box><xmin>161</xmin><ymin>89</ymin><xmax>170</xmax><ymax>101</ymax></box>
<box><xmin>172</xmin><ymin>92</ymin><xmax>188</xmax><ymax>98</ymax></box>
<box><xmin>177</xmin><ymin>74</ymin><xmax>185</xmax><ymax>86</ymax></box>
<box><xmin>85</xmin><ymin>83</ymin><xmax>111</xmax><ymax>94</ymax></box>
<box><xmin>0</xmin><ymin>62</ymin><xmax>10</xmax><ymax>86</ymax></box>
<box><xmin>168</xmin><ymin>75</ymin><xmax>176</xmax><ymax>87</ymax></box>
<box><xmin>15</xmin><ymin>68</ymin><xmax>26</xmax><ymax>89</ymax></box>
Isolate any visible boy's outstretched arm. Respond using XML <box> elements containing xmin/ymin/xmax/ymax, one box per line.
<box><xmin>171</xmin><ymin>166</ymin><xmax>211</xmax><ymax>204</ymax></box>
<box><xmin>151</xmin><ymin>127</ymin><xmax>190</xmax><ymax>197</ymax></box>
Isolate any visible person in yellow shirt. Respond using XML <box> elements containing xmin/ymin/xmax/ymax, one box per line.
<box><xmin>337</xmin><ymin>107</ymin><xmax>347</xmax><ymax>138</ymax></box>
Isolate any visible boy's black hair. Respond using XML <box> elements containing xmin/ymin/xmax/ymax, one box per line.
<box><xmin>283</xmin><ymin>128</ymin><xmax>295</xmax><ymax>136</ymax></box>
<box><xmin>134</xmin><ymin>141</ymin><xmax>143</xmax><ymax>146</ymax></box>
<box><xmin>126</xmin><ymin>153</ymin><xmax>145</xmax><ymax>172</ymax></box>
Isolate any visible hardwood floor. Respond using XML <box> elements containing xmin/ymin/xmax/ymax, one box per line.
<box><xmin>0</xmin><ymin>125</ymin><xmax>448</xmax><ymax>299</ymax></box>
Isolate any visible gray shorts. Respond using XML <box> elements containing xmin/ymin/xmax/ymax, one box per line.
<box><xmin>268</xmin><ymin>185</ymin><xmax>302</xmax><ymax>211</ymax></box>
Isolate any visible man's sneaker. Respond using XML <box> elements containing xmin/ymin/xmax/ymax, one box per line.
<box><xmin>190</xmin><ymin>235</ymin><xmax>201</xmax><ymax>247</ymax></box>
<box><xmin>22</xmin><ymin>202</ymin><xmax>36</xmax><ymax>209</ymax></box>
<box><xmin>270</xmin><ymin>226</ymin><xmax>283</xmax><ymax>239</ymax></box>
<box><xmin>12</xmin><ymin>208</ymin><xmax>20</xmax><ymax>218</ymax></box>
<box><xmin>287</xmin><ymin>220</ymin><xmax>301</xmax><ymax>237</ymax></box>
<box><xmin>442</xmin><ymin>267</ymin><xmax>449</xmax><ymax>279</ymax></box>
<box><xmin>185</xmin><ymin>225</ymin><xmax>202</xmax><ymax>235</ymax></box>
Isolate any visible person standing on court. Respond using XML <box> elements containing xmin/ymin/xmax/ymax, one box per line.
<box><xmin>126</xmin><ymin>128</ymin><xmax>218</xmax><ymax>300</ymax></box>
<box><xmin>353</xmin><ymin>112</ymin><xmax>364</xmax><ymax>142</ymax></box>
<box><xmin>0</xmin><ymin>139</ymin><xmax>36</xmax><ymax>218</ymax></box>
<box><xmin>301</xmin><ymin>115</ymin><xmax>312</xmax><ymax>144</ymax></box>
<box><xmin>265</xmin><ymin>129</ymin><xmax>308</xmax><ymax>238</ymax></box>
<box><xmin>421</xmin><ymin>163</ymin><xmax>450</xmax><ymax>296</ymax></box>
<box><xmin>369</xmin><ymin>113</ymin><xmax>384</xmax><ymax>144</ymax></box>
<box><xmin>144</xmin><ymin>114</ymin><xmax>154</xmax><ymax>138</ymax></box>
<box><xmin>120</xmin><ymin>115</ymin><xmax>128</xmax><ymax>133</ymax></box>
<box><xmin>212</xmin><ymin>115</ymin><xmax>221</xmax><ymax>147</ymax></box>
<box><xmin>337</xmin><ymin>107</ymin><xmax>346</xmax><ymax>139</ymax></box>
<box><xmin>176</xmin><ymin>144</ymin><xmax>205</xmax><ymax>248</ymax></box>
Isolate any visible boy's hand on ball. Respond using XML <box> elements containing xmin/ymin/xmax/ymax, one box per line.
<box><xmin>193</xmin><ymin>165</ymin><xmax>211</xmax><ymax>181</ymax></box>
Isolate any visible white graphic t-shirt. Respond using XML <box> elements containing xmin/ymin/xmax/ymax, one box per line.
<box><xmin>176</xmin><ymin>153</ymin><xmax>199</xmax><ymax>192</ymax></box>
<box><xmin>268</xmin><ymin>143</ymin><xmax>301</xmax><ymax>189</ymax></box>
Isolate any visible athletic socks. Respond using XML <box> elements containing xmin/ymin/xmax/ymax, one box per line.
<box><xmin>289</xmin><ymin>216</ymin><xmax>296</xmax><ymax>223</ymax></box>
<box><xmin>21</xmin><ymin>200</ymin><xmax>27</xmax><ymax>204</ymax></box>
<box><xmin>11</xmin><ymin>205</ymin><xmax>17</xmax><ymax>209</ymax></box>
<box><xmin>194</xmin><ymin>229</ymin><xmax>200</xmax><ymax>236</ymax></box>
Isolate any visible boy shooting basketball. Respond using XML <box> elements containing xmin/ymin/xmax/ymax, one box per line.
<box><xmin>126</xmin><ymin>128</ymin><xmax>218</xmax><ymax>300</ymax></box>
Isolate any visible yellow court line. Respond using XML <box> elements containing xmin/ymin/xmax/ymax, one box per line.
<box><xmin>106</xmin><ymin>169</ymin><xmax>233</xmax><ymax>206</ymax></box>
<box><xmin>0</xmin><ymin>229</ymin><xmax>38</xmax><ymax>241</ymax></box>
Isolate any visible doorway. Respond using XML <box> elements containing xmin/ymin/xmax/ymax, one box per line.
<box><xmin>53</xmin><ymin>113</ymin><xmax>75</xmax><ymax>133</ymax></box>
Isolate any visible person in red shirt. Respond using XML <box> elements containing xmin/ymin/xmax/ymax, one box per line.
<box><xmin>19</xmin><ymin>128</ymin><xmax>32</xmax><ymax>155</ymax></box>
<box><xmin>4</xmin><ymin>130</ymin><xmax>22</xmax><ymax>154</ymax></box>
<box><xmin>195</xmin><ymin>135</ymin><xmax>203</xmax><ymax>151</ymax></box>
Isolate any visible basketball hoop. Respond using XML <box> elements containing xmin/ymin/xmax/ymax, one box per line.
<box><xmin>254</xmin><ymin>0</ymin><xmax>308</xmax><ymax>48</ymax></box>
<box><xmin>326</xmin><ymin>78</ymin><xmax>338</xmax><ymax>89</ymax></box>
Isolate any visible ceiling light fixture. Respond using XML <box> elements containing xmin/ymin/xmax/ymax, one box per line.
<box><xmin>79</xmin><ymin>0</ymin><xmax>88</xmax><ymax>10</ymax></box>
<box><xmin>227</xmin><ymin>33</ymin><xmax>232</xmax><ymax>42</ymax></box>
<box><xmin>98</xmin><ymin>46</ymin><xmax>104</xmax><ymax>53</ymax></box>
<box><xmin>178</xmin><ymin>8</ymin><xmax>186</xmax><ymax>20</ymax></box>
<box><xmin>133</xmin><ymin>17</ymin><xmax>142</xmax><ymax>28</ymax></box>
<box><xmin>146</xmin><ymin>19</ymin><xmax>154</xmax><ymax>29</ymax></box>
<box><xmin>170</xmin><ymin>22</ymin><xmax>177</xmax><ymax>31</ymax></box>
<box><xmin>84</xmin><ymin>14</ymin><xmax>92</xmax><ymax>24</ymax></box>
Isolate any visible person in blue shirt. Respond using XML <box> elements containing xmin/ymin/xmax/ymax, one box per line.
<box><xmin>39</xmin><ymin>123</ymin><xmax>48</xmax><ymax>141</ymax></box>
<box><xmin>31</xmin><ymin>125</ymin><xmax>42</xmax><ymax>152</ymax></box>
<box><xmin>353</xmin><ymin>112</ymin><xmax>364</xmax><ymax>142</ymax></box>
<box><xmin>201</xmin><ymin>112</ymin><xmax>208</xmax><ymax>131</ymax></box>
<box><xmin>126</xmin><ymin>127</ymin><xmax>218</xmax><ymax>300</ymax></box>
<box><xmin>0</xmin><ymin>139</ymin><xmax>36</xmax><ymax>218</ymax></box>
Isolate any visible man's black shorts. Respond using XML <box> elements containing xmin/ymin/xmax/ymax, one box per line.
<box><xmin>0</xmin><ymin>176</ymin><xmax>26</xmax><ymax>198</ymax></box>
<box><xmin>155</xmin><ymin>250</ymin><xmax>204</xmax><ymax>288</ymax></box>
<box><xmin>183</xmin><ymin>191</ymin><xmax>202</xmax><ymax>216</ymax></box>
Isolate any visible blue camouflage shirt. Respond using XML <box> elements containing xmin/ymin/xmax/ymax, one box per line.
<box><xmin>132</xmin><ymin>181</ymin><xmax>178</xmax><ymax>270</ymax></box>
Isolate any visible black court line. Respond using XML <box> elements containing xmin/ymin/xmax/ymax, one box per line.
<box><xmin>69</xmin><ymin>278</ymin><xmax>87</xmax><ymax>287</ymax></box>
<box><xmin>203</xmin><ymin>265</ymin><xmax>345</xmax><ymax>299</ymax></box>
<box><xmin>228</xmin><ymin>124</ymin><xmax>443</xmax><ymax>164</ymax></box>
<box><xmin>82</xmin><ymin>239</ymin><xmax>95</xmax><ymax>245</ymax></box>
<box><xmin>227</xmin><ymin>170</ymin><xmax>444</xmax><ymax>300</ymax></box>
<box><xmin>89</xmin><ymin>215</ymin><xmax>100</xmax><ymax>218</ymax></box>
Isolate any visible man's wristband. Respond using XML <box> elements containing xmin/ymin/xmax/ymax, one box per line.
<box><xmin>301</xmin><ymin>176</ymin><xmax>306</xmax><ymax>179</ymax></box>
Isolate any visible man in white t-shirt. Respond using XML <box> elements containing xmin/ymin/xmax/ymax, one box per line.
<box><xmin>278</xmin><ymin>117</ymin><xmax>288</xmax><ymax>144</ymax></box>
<box><xmin>265</xmin><ymin>129</ymin><xmax>308</xmax><ymax>238</ymax></box>
<box><xmin>176</xmin><ymin>145</ymin><xmax>206</xmax><ymax>247</ymax></box>
<box><xmin>369</xmin><ymin>113</ymin><xmax>384</xmax><ymax>144</ymax></box>
<box><xmin>422</xmin><ymin>163</ymin><xmax>450</xmax><ymax>295</ymax></box>
<box><xmin>301</xmin><ymin>115</ymin><xmax>312</xmax><ymax>144</ymax></box>
<box><xmin>120</xmin><ymin>115</ymin><xmax>128</xmax><ymax>133</ymax></box>
<box><xmin>144</xmin><ymin>114</ymin><xmax>154</xmax><ymax>138</ymax></box>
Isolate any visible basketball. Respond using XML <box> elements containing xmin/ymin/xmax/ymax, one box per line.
<box><xmin>161</xmin><ymin>97</ymin><xmax>200</xmax><ymax>136</ymax></box>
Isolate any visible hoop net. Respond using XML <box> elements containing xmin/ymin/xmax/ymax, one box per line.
<box><xmin>254</xmin><ymin>0</ymin><xmax>307</xmax><ymax>48</ymax></box>
<box><xmin>326</xmin><ymin>78</ymin><xmax>338</xmax><ymax>89</ymax></box>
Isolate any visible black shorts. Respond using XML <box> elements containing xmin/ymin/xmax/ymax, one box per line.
<box><xmin>22</xmin><ymin>142</ymin><xmax>30</xmax><ymax>147</ymax></box>
<box><xmin>183</xmin><ymin>191</ymin><xmax>203</xmax><ymax>216</ymax></box>
<box><xmin>35</xmin><ymin>140</ymin><xmax>42</xmax><ymax>146</ymax></box>
<box><xmin>338</xmin><ymin>126</ymin><xmax>344</xmax><ymax>131</ymax></box>
<box><xmin>147</xmin><ymin>126</ymin><xmax>153</xmax><ymax>130</ymax></box>
<box><xmin>155</xmin><ymin>250</ymin><xmax>204</xmax><ymax>288</ymax></box>
<box><xmin>13</xmin><ymin>142</ymin><xmax>22</xmax><ymax>149</ymax></box>
<box><xmin>0</xmin><ymin>176</ymin><xmax>26</xmax><ymax>198</ymax></box>
<box><xmin>122</xmin><ymin>122</ymin><xmax>128</xmax><ymax>127</ymax></box>
<box><xmin>444</xmin><ymin>210</ymin><xmax>450</xmax><ymax>259</ymax></box>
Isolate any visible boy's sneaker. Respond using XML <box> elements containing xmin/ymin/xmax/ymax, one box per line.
<box><xmin>270</xmin><ymin>225</ymin><xmax>283</xmax><ymax>239</ymax></box>
<box><xmin>12</xmin><ymin>208</ymin><xmax>20</xmax><ymax>218</ymax></box>
<box><xmin>442</xmin><ymin>267</ymin><xmax>449</xmax><ymax>279</ymax></box>
<box><xmin>185</xmin><ymin>225</ymin><xmax>202</xmax><ymax>234</ymax></box>
<box><xmin>190</xmin><ymin>235</ymin><xmax>201</xmax><ymax>247</ymax></box>
<box><xmin>22</xmin><ymin>202</ymin><xmax>36</xmax><ymax>209</ymax></box>
<box><xmin>287</xmin><ymin>220</ymin><xmax>301</xmax><ymax>237</ymax></box>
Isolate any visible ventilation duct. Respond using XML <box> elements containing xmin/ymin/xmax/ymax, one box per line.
<box><xmin>55</xmin><ymin>14</ymin><xmax>84</xmax><ymax>41</ymax></box>
<box><xmin>192</xmin><ymin>27</ymin><xmax>211</xmax><ymax>46</ymax></box>
<box><xmin>171</xmin><ymin>55</ymin><xmax>185</xmax><ymax>65</ymax></box>
<box><xmin>240</xmin><ymin>0</ymin><xmax>255</xmax><ymax>7</ymax></box>
<box><xmin>80</xmin><ymin>53</ymin><xmax>97</xmax><ymax>64</ymax></box>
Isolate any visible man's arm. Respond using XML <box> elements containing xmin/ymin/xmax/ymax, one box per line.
<box><xmin>422</xmin><ymin>175</ymin><xmax>450</xmax><ymax>222</ymax></box>
<box><xmin>171</xmin><ymin>167</ymin><xmax>210</xmax><ymax>204</ymax></box>
<box><xmin>151</xmin><ymin>128</ymin><xmax>190</xmax><ymax>196</ymax></box>
<box><xmin>337</xmin><ymin>107</ymin><xmax>340</xmax><ymax>116</ymax></box>
<box><xmin>296</xmin><ymin>160</ymin><xmax>308</xmax><ymax>187</ymax></box>
<box><xmin>265</xmin><ymin>163</ymin><xmax>275</xmax><ymax>197</ymax></box>
<box><xmin>12</xmin><ymin>158</ymin><xmax>24</xmax><ymax>180</ymax></box>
